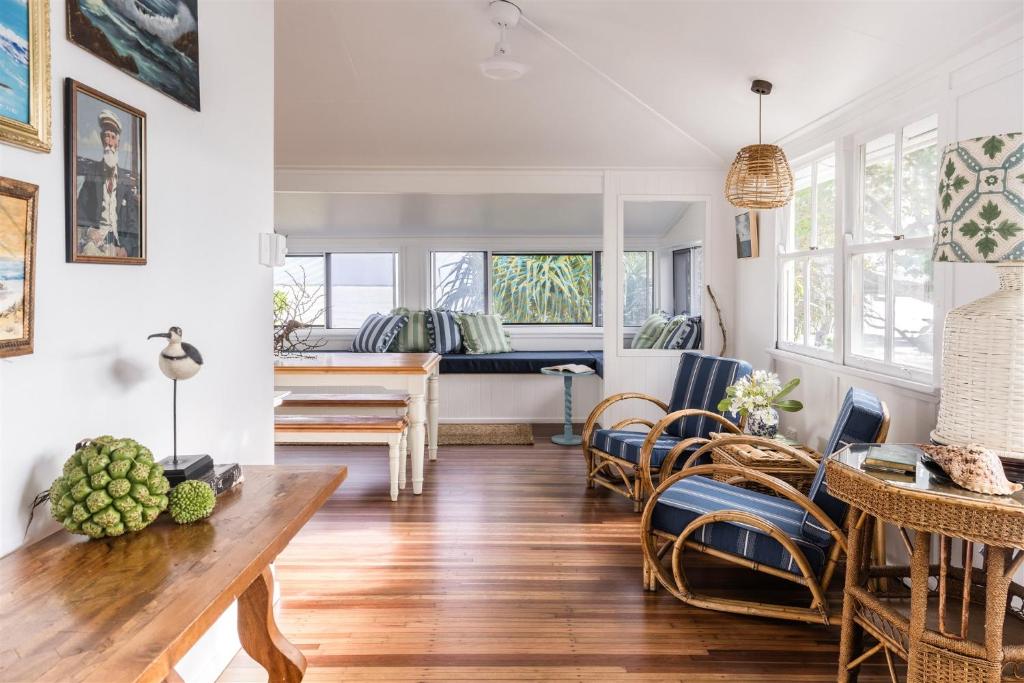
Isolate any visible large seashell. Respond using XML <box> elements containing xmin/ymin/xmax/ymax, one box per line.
<box><xmin>918</xmin><ymin>444</ymin><xmax>1022</xmax><ymax>496</ymax></box>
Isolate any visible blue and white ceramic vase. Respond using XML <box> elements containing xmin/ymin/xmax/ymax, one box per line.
<box><xmin>746</xmin><ymin>408</ymin><xmax>779</xmax><ymax>438</ymax></box>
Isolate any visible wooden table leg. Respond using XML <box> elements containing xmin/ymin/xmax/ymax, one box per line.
<box><xmin>838</xmin><ymin>508</ymin><xmax>868</xmax><ymax>682</ymax></box>
<box><xmin>238</xmin><ymin>567</ymin><xmax>307</xmax><ymax>683</ymax></box>
<box><xmin>409</xmin><ymin>393</ymin><xmax>426</xmax><ymax>495</ymax></box>
<box><xmin>427</xmin><ymin>371</ymin><xmax>439</xmax><ymax>462</ymax></box>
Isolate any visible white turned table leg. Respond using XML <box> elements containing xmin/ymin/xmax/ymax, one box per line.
<box><xmin>427</xmin><ymin>372</ymin><xmax>439</xmax><ymax>461</ymax></box>
<box><xmin>409</xmin><ymin>394</ymin><xmax>425</xmax><ymax>495</ymax></box>
<box><xmin>388</xmin><ymin>438</ymin><xmax>400</xmax><ymax>502</ymax></box>
<box><xmin>399</xmin><ymin>428</ymin><xmax>408</xmax><ymax>490</ymax></box>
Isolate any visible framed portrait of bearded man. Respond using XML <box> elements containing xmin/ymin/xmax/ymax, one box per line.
<box><xmin>65</xmin><ymin>79</ymin><xmax>146</xmax><ymax>265</ymax></box>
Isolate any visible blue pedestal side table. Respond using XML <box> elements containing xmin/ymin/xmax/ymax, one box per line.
<box><xmin>540</xmin><ymin>366</ymin><xmax>595</xmax><ymax>446</ymax></box>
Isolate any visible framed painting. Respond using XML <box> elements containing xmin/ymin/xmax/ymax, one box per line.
<box><xmin>735</xmin><ymin>211</ymin><xmax>759</xmax><ymax>259</ymax></box>
<box><xmin>0</xmin><ymin>176</ymin><xmax>38</xmax><ymax>358</ymax></box>
<box><xmin>66</xmin><ymin>0</ymin><xmax>199</xmax><ymax>111</ymax></box>
<box><xmin>65</xmin><ymin>79</ymin><xmax>146</xmax><ymax>265</ymax></box>
<box><xmin>0</xmin><ymin>0</ymin><xmax>51</xmax><ymax>151</ymax></box>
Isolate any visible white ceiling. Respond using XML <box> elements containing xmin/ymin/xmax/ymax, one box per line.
<box><xmin>277</xmin><ymin>192</ymin><xmax>696</xmax><ymax>238</ymax></box>
<box><xmin>275</xmin><ymin>0</ymin><xmax>1020</xmax><ymax>168</ymax></box>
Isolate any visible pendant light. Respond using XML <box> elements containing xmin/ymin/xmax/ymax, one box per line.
<box><xmin>724</xmin><ymin>80</ymin><xmax>794</xmax><ymax>209</ymax></box>
<box><xmin>480</xmin><ymin>1</ymin><xmax>529</xmax><ymax>80</ymax></box>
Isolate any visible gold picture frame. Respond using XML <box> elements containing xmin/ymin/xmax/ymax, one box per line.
<box><xmin>0</xmin><ymin>0</ymin><xmax>52</xmax><ymax>152</ymax></box>
<box><xmin>0</xmin><ymin>176</ymin><xmax>39</xmax><ymax>358</ymax></box>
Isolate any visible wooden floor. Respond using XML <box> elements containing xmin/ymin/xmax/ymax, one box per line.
<box><xmin>219</xmin><ymin>427</ymin><xmax>892</xmax><ymax>682</ymax></box>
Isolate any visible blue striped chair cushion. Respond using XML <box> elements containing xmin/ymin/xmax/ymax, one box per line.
<box><xmin>426</xmin><ymin>309</ymin><xmax>462</xmax><ymax>354</ymax></box>
<box><xmin>801</xmin><ymin>388</ymin><xmax>887</xmax><ymax>545</ymax></box>
<box><xmin>664</xmin><ymin>352</ymin><xmax>751</xmax><ymax>440</ymax></box>
<box><xmin>351</xmin><ymin>313</ymin><xmax>408</xmax><ymax>353</ymax></box>
<box><xmin>651</xmin><ymin>476</ymin><xmax>831</xmax><ymax>576</ymax></box>
<box><xmin>590</xmin><ymin>429</ymin><xmax>695</xmax><ymax>468</ymax></box>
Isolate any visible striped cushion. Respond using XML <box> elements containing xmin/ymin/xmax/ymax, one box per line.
<box><xmin>653</xmin><ymin>315</ymin><xmax>688</xmax><ymax>349</ymax></box>
<box><xmin>665</xmin><ymin>351</ymin><xmax>751</xmax><ymax>440</ymax></box>
<box><xmin>426</xmin><ymin>309</ymin><xmax>462</xmax><ymax>354</ymax></box>
<box><xmin>591</xmin><ymin>429</ymin><xmax>695</xmax><ymax>468</ymax></box>
<box><xmin>661</xmin><ymin>316</ymin><xmax>702</xmax><ymax>350</ymax></box>
<box><xmin>390</xmin><ymin>308</ymin><xmax>430</xmax><ymax>352</ymax></box>
<box><xmin>630</xmin><ymin>313</ymin><xmax>668</xmax><ymax>349</ymax></box>
<box><xmin>651</xmin><ymin>476</ymin><xmax>831</xmax><ymax>577</ymax></box>
<box><xmin>352</xmin><ymin>313</ymin><xmax>408</xmax><ymax>353</ymax></box>
<box><xmin>457</xmin><ymin>313</ymin><xmax>513</xmax><ymax>355</ymax></box>
<box><xmin>801</xmin><ymin>388</ymin><xmax>887</xmax><ymax>545</ymax></box>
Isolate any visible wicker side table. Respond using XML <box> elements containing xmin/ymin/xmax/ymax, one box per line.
<box><xmin>708</xmin><ymin>431</ymin><xmax>822</xmax><ymax>494</ymax></box>
<box><xmin>826</xmin><ymin>444</ymin><xmax>1024</xmax><ymax>683</ymax></box>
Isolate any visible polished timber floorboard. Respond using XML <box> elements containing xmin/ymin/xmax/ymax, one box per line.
<box><xmin>219</xmin><ymin>428</ymin><xmax>891</xmax><ymax>682</ymax></box>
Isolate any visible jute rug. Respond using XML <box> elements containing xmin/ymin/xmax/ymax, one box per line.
<box><xmin>438</xmin><ymin>423</ymin><xmax>534</xmax><ymax>446</ymax></box>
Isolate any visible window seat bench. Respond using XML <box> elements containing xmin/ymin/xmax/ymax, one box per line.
<box><xmin>439</xmin><ymin>350</ymin><xmax>603</xmax><ymax>378</ymax></box>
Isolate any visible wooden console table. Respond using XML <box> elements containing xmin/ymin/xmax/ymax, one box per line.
<box><xmin>0</xmin><ymin>465</ymin><xmax>346</xmax><ymax>683</ymax></box>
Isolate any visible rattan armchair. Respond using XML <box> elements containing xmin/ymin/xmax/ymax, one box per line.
<box><xmin>581</xmin><ymin>352</ymin><xmax>752</xmax><ymax>511</ymax></box>
<box><xmin>640</xmin><ymin>388</ymin><xmax>890</xmax><ymax>625</ymax></box>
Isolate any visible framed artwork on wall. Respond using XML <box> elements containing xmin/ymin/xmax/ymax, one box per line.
<box><xmin>735</xmin><ymin>211</ymin><xmax>759</xmax><ymax>259</ymax></box>
<box><xmin>0</xmin><ymin>0</ymin><xmax>52</xmax><ymax>152</ymax></box>
<box><xmin>66</xmin><ymin>0</ymin><xmax>200</xmax><ymax>111</ymax></box>
<box><xmin>65</xmin><ymin>79</ymin><xmax>146</xmax><ymax>265</ymax></box>
<box><xmin>0</xmin><ymin>176</ymin><xmax>38</xmax><ymax>358</ymax></box>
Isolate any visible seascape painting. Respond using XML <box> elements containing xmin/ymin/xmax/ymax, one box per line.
<box><xmin>0</xmin><ymin>176</ymin><xmax>37</xmax><ymax>358</ymax></box>
<box><xmin>0</xmin><ymin>0</ymin><xmax>30</xmax><ymax>124</ymax></box>
<box><xmin>67</xmin><ymin>0</ymin><xmax>199</xmax><ymax>110</ymax></box>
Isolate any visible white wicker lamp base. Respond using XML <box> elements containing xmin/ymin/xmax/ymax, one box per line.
<box><xmin>931</xmin><ymin>263</ymin><xmax>1024</xmax><ymax>460</ymax></box>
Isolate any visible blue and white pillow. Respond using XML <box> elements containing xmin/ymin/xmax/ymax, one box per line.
<box><xmin>661</xmin><ymin>315</ymin><xmax>702</xmax><ymax>350</ymax></box>
<box><xmin>425</xmin><ymin>309</ymin><xmax>462</xmax><ymax>354</ymax></box>
<box><xmin>352</xmin><ymin>313</ymin><xmax>408</xmax><ymax>353</ymax></box>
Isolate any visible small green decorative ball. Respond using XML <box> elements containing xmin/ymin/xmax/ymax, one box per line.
<box><xmin>168</xmin><ymin>480</ymin><xmax>216</xmax><ymax>524</ymax></box>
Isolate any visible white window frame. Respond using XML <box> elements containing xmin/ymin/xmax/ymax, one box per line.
<box><xmin>845</xmin><ymin>113</ymin><xmax>938</xmax><ymax>385</ymax></box>
<box><xmin>777</xmin><ymin>145</ymin><xmax>839</xmax><ymax>363</ymax></box>
<box><xmin>324</xmin><ymin>251</ymin><xmax>399</xmax><ymax>330</ymax></box>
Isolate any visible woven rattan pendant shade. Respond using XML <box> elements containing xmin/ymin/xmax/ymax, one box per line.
<box><xmin>725</xmin><ymin>80</ymin><xmax>794</xmax><ymax>209</ymax></box>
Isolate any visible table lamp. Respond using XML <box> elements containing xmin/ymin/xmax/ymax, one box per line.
<box><xmin>931</xmin><ymin>132</ymin><xmax>1023</xmax><ymax>460</ymax></box>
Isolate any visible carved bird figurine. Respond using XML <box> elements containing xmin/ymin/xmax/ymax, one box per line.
<box><xmin>147</xmin><ymin>326</ymin><xmax>203</xmax><ymax>381</ymax></box>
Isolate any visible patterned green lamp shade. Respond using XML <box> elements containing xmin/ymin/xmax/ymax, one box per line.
<box><xmin>933</xmin><ymin>132</ymin><xmax>1024</xmax><ymax>262</ymax></box>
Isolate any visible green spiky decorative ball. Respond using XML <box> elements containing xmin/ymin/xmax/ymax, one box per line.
<box><xmin>49</xmin><ymin>436</ymin><xmax>170</xmax><ymax>539</ymax></box>
<box><xmin>168</xmin><ymin>480</ymin><xmax>216</xmax><ymax>524</ymax></box>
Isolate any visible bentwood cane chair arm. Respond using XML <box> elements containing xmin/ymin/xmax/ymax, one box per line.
<box><xmin>636</xmin><ymin>410</ymin><xmax>742</xmax><ymax>499</ymax></box>
<box><xmin>580</xmin><ymin>392</ymin><xmax>669</xmax><ymax>458</ymax></box>
<box><xmin>646</xmin><ymin>463</ymin><xmax>848</xmax><ymax>554</ymax></box>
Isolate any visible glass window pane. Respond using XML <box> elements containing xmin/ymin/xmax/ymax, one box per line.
<box><xmin>432</xmin><ymin>251</ymin><xmax>486</xmax><ymax>313</ymax></box>
<box><xmin>851</xmin><ymin>252</ymin><xmax>887</xmax><ymax>361</ymax></box>
<box><xmin>815</xmin><ymin>155</ymin><xmax>836</xmax><ymax>249</ymax></box>
<box><xmin>491</xmin><ymin>254</ymin><xmax>593</xmax><ymax>324</ymax></box>
<box><xmin>624</xmin><ymin>251</ymin><xmax>654</xmax><ymax>326</ymax></box>
<box><xmin>779</xmin><ymin>258</ymin><xmax>805</xmax><ymax>346</ymax></box>
<box><xmin>862</xmin><ymin>134</ymin><xmax>896</xmax><ymax>242</ymax></box>
<box><xmin>892</xmin><ymin>248</ymin><xmax>934</xmax><ymax>371</ymax></box>
<box><xmin>808</xmin><ymin>256</ymin><xmax>834</xmax><ymax>350</ymax></box>
<box><xmin>274</xmin><ymin>255</ymin><xmax>325</xmax><ymax>327</ymax></box>
<box><xmin>793</xmin><ymin>164</ymin><xmax>813</xmax><ymax>251</ymax></box>
<box><xmin>328</xmin><ymin>253</ymin><xmax>396</xmax><ymax>328</ymax></box>
<box><xmin>900</xmin><ymin>114</ymin><xmax>939</xmax><ymax>239</ymax></box>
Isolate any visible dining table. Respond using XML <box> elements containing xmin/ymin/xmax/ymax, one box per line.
<box><xmin>273</xmin><ymin>353</ymin><xmax>441</xmax><ymax>495</ymax></box>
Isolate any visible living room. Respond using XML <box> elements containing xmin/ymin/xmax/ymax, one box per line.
<box><xmin>1</xmin><ymin>1</ymin><xmax>1022</xmax><ymax>682</ymax></box>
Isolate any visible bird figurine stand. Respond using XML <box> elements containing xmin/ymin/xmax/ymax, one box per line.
<box><xmin>148</xmin><ymin>326</ymin><xmax>213</xmax><ymax>485</ymax></box>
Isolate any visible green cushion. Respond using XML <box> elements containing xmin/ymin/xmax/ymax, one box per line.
<box><xmin>653</xmin><ymin>315</ymin><xmax>688</xmax><ymax>349</ymax></box>
<box><xmin>457</xmin><ymin>313</ymin><xmax>513</xmax><ymax>355</ymax></box>
<box><xmin>631</xmin><ymin>313</ymin><xmax>668</xmax><ymax>349</ymax></box>
<box><xmin>390</xmin><ymin>308</ymin><xmax>430</xmax><ymax>352</ymax></box>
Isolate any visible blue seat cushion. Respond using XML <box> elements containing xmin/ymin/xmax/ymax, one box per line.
<box><xmin>590</xmin><ymin>429</ymin><xmax>695</xmax><ymax>469</ymax></box>
<box><xmin>664</xmin><ymin>352</ymin><xmax>750</xmax><ymax>439</ymax></box>
<box><xmin>650</xmin><ymin>476</ymin><xmax>832</xmax><ymax>577</ymax></box>
<box><xmin>439</xmin><ymin>351</ymin><xmax>603</xmax><ymax>377</ymax></box>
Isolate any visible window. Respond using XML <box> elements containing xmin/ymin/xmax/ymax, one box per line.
<box><xmin>778</xmin><ymin>148</ymin><xmax>837</xmax><ymax>356</ymax></box>
<box><xmin>849</xmin><ymin>114</ymin><xmax>937</xmax><ymax>377</ymax></box>
<box><xmin>431</xmin><ymin>251</ymin><xmax>486</xmax><ymax>313</ymax></box>
<box><xmin>671</xmin><ymin>247</ymin><xmax>702</xmax><ymax>317</ymax></box>
<box><xmin>273</xmin><ymin>255</ymin><xmax>325</xmax><ymax>326</ymax></box>
<box><xmin>491</xmin><ymin>253</ymin><xmax>594</xmax><ymax>324</ymax></box>
<box><xmin>624</xmin><ymin>251</ymin><xmax>655</xmax><ymax>326</ymax></box>
<box><xmin>327</xmin><ymin>252</ymin><xmax>397</xmax><ymax>328</ymax></box>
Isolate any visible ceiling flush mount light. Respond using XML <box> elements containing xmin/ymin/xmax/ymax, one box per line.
<box><xmin>724</xmin><ymin>80</ymin><xmax>794</xmax><ymax>209</ymax></box>
<box><xmin>480</xmin><ymin>0</ymin><xmax>528</xmax><ymax>80</ymax></box>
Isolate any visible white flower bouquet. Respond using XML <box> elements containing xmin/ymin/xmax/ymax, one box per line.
<box><xmin>717</xmin><ymin>370</ymin><xmax>803</xmax><ymax>419</ymax></box>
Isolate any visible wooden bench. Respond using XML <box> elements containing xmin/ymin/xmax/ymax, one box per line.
<box><xmin>277</xmin><ymin>391</ymin><xmax>410</xmax><ymax>415</ymax></box>
<box><xmin>275</xmin><ymin>414</ymin><xmax>411</xmax><ymax>501</ymax></box>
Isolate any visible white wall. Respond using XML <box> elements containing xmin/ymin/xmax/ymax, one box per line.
<box><xmin>0</xmin><ymin>2</ymin><xmax>275</xmax><ymax>679</ymax></box>
<box><xmin>732</xmin><ymin>25</ymin><xmax>1023</xmax><ymax>454</ymax></box>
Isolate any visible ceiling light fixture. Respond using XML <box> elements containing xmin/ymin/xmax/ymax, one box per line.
<box><xmin>724</xmin><ymin>79</ymin><xmax>794</xmax><ymax>209</ymax></box>
<box><xmin>480</xmin><ymin>0</ymin><xmax>528</xmax><ymax>80</ymax></box>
